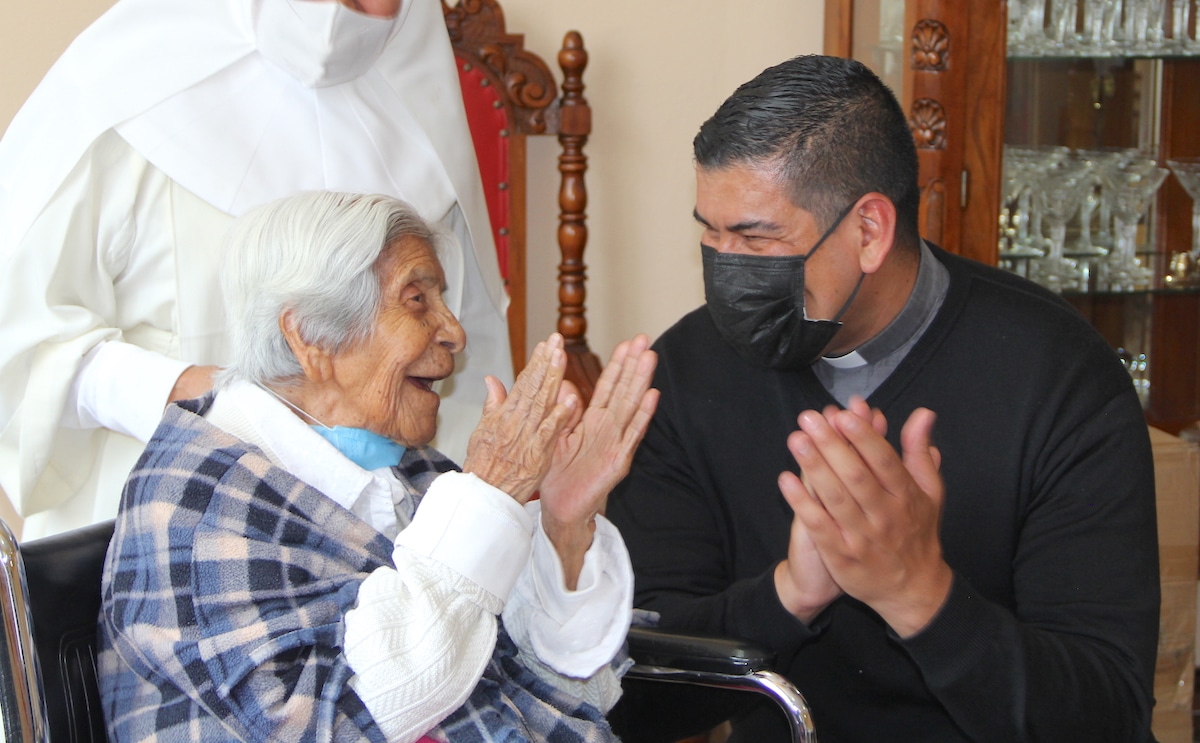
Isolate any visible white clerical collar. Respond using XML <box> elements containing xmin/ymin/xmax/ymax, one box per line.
<box><xmin>819</xmin><ymin>241</ymin><xmax>948</xmax><ymax>372</ymax></box>
<box><xmin>821</xmin><ymin>350</ymin><xmax>868</xmax><ymax>369</ymax></box>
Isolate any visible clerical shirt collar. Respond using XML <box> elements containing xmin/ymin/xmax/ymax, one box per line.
<box><xmin>820</xmin><ymin>240</ymin><xmax>948</xmax><ymax>370</ymax></box>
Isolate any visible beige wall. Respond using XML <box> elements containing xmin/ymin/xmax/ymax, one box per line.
<box><xmin>497</xmin><ymin>1</ymin><xmax>826</xmax><ymax>357</ymax></box>
<box><xmin>2</xmin><ymin>0</ymin><xmax>824</xmax><ymax>361</ymax></box>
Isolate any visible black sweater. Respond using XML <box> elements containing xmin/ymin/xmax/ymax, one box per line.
<box><xmin>608</xmin><ymin>248</ymin><xmax>1159</xmax><ymax>742</ymax></box>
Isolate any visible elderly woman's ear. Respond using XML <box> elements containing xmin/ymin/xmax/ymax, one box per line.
<box><xmin>279</xmin><ymin>310</ymin><xmax>335</xmax><ymax>383</ymax></box>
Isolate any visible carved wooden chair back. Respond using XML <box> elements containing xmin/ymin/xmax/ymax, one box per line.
<box><xmin>444</xmin><ymin>0</ymin><xmax>602</xmax><ymax>400</ymax></box>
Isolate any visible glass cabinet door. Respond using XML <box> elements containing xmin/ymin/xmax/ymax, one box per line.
<box><xmin>826</xmin><ymin>0</ymin><xmax>1200</xmax><ymax>433</ymax></box>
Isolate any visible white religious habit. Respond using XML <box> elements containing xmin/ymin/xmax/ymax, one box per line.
<box><xmin>0</xmin><ymin>0</ymin><xmax>512</xmax><ymax>539</ymax></box>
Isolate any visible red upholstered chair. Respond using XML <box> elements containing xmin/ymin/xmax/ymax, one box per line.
<box><xmin>445</xmin><ymin>0</ymin><xmax>602</xmax><ymax>400</ymax></box>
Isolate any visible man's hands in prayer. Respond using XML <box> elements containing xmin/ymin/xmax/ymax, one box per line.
<box><xmin>775</xmin><ymin>396</ymin><xmax>952</xmax><ymax>637</ymax></box>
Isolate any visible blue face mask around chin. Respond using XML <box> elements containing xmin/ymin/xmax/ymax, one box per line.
<box><xmin>310</xmin><ymin>425</ymin><xmax>407</xmax><ymax>471</ymax></box>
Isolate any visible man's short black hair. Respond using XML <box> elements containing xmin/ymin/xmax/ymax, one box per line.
<box><xmin>694</xmin><ymin>54</ymin><xmax>921</xmax><ymax>248</ymax></box>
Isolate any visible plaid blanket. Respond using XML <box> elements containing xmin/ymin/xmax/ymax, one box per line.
<box><xmin>98</xmin><ymin>394</ymin><xmax>619</xmax><ymax>741</ymax></box>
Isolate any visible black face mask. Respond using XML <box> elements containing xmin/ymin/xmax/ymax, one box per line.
<box><xmin>702</xmin><ymin>201</ymin><xmax>863</xmax><ymax>371</ymax></box>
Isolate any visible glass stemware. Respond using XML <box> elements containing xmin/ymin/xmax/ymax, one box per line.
<box><xmin>1166</xmin><ymin>157</ymin><xmax>1200</xmax><ymax>285</ymax></box>
<box><xmin>1048</xmin><ymin>0</ymin><xmax>1080</xmax><ymax>51</ymax></box>
<box><xmin>1009</xmin><ymin>0</ymin><xmax>1048</xmax><ymax>56</ymax></box>
<box><xmin>1099</xmin><ymin>161</ymin><xmax>1169</xmax><ymax>291</ymax></box>
<box><xmin>1001</xmin><ymin>148</ymin><xmax>1041</xmax><ymax>257</ymax></box>
<box><xmin>1186</xmin><ymin>0</ymin><xmax>1200</xmax><ymax>50</ymax></box>
<box><xmin>1124</xmin><ymin>0</ymin><xmax>1168</xmax><ymax>52</ymax></box>
<box><xmin>1030</xmin><ymin>159</ymin><xmax>1092</xmax><ymax>292</ymax></box>
<box><xmin>1082</xmin><ymin>0</ymin><xmax>1124</xmax><ymax>52</ymax></box>
<box><xmin>1079</xmin><ymin>147</ymin><xmax>1149</xmax><ymax>253</ymax></box>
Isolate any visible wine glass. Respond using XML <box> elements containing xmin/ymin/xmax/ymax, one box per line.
<box><xmin>1082</xmin><ymin>0</ymin><xmax>1124</xmax><ymax>53</ymax></box>
<box><xmin>1124</xmin><ymin>0</ymin><xmax>1168</xmax><ymax>52</ymax></box>
<box><xmin>1001</xmin><ymin>148</ymin><xmax>1042</xmax><ymax>257</ymax></box>
<box><xmin>1009</xmin><ymin>0</ymin><xmax>1049</xmax><ymax>56</ymax></box>
<box><xmin>1030</xmin><ymin>159</ymin><xmax>1092</xmax><ymax>292</ymax></box>
<box><xmin>1099</xmin><ymin>161</ymin><xmax>1169</xmax><ymax>291</ymax></box>
<box><xmin>1167</xmin><ymin>157</ymin><xmax>1200</xmax><ymax>284</ymax></box>
<box><xmin>1080</xmin><ymin>147</ymin><xmax>1150</xmax><ymax>253</ymax></box>
<box><xmin>1169</xmin><ymin>0</ymin><xmax>1194</xmax><ymax>51</ymax></box>
<box><xmin>1048</xmin><ymin>0</ymin><xmax>1080</xmax><ymax>52</ymax></box>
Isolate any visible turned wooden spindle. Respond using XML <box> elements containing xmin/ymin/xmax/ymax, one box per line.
<box><xmin>555</xmin><ymin>32</ymin><xmax>601</xmax><ymax>397</ymax></box>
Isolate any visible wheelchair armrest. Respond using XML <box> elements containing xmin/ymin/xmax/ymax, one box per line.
<box><xmin>622</xmin><ymin>626</ymin><xmax>817</xmax><ymax>742</ymax></box>
<box><xmin>625</xmin><ymin>625</ymin><xmax>776</xmax><ymax>676</ymax></box>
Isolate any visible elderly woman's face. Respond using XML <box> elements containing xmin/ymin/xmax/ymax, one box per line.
<box><xmin>326</xmin><ymin>236</ymin><xmax>465</xmax><ymax>446</ymax></box>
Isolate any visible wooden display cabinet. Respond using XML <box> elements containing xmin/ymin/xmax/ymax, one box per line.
<box><xmin>825</xmin><ymin>0</ymin><xmax>1200</xmax><ymax>434</ymax></box>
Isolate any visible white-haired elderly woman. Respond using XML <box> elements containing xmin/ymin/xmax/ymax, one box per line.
<box><xmin>97</xmin><ymin>191</ymin><xmax>659</xmax><ymax>743</ymax></box>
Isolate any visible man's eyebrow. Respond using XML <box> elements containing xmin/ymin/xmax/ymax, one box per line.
<box><xmin>692</xmin><ymin>208</ymin><xmax>782</xmax><ymax>235</ymax></box>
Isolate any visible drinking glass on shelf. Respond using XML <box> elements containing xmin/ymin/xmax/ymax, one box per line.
<box><xmin>1001</xmin><ymin>145</ymin><xmax>1071</xmax><ymax>257</ymax></box>
<box><xmin>1001</xmin><ymin>150</ymin><xmax>1039</xmax><ymax>257</ymax></box>
<box><xmin>1030</xmin><ymin>159</ymin><xmax>1092</xmax><ymax>292</ymax></box>
<box><xmin>1080</xmin><ymin>147</ymin><xmax>1150</xmax><ymax>253</ymax></box>
<box><xmin>1082</xmin><ymin>0</ymin><xmax>1125</xmax><ymax>53</ymax></box>
<box><xmin>1099</xmin><ymin>161</ymin><xmax>1169</xmax><ymax>291</ymax></box>
<box><xmin>1187</xmin><ymin>0</ymin><xmax>1200</xmax><ymax>50</ymax></box>
<box><xmin>1048</xmin><ymin>0</ymin><xmax>1081</xmax><ymax>51</ymax></box>
<box><xmin>1009</xmin><ymin>0</ymin><xmax>1049</xmax><ymax>55</ymax></box>
<box><xmin>1124</xmin><ymin>0</ymin><xmax>1168</xmax><ymax>52</ymax></box>
<box><xmin>1008</xmin><ymin>0</ymin><xmax>1031</xmax><ymax>54</ymax></box>
<box><xmin>1066</xmin><ymin>151</ymin><xmax>1107</xmax><ymax>257</ymax></box>
<box><xmin>1167</xmin><ymin>157</ymin><xmax>1200</xmax><ymax>283</ymax></box>
<box><xmin>1146</xmin><ymin>0</ymin><xmax>1169</xmax><ymax>49</ymax></box>
<box><xmin>1168</xmin><ymin>0</ymin><xmax>1194</xmax><ymax>51</ymax></box>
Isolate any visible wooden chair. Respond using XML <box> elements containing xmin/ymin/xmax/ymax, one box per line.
<box><xmin>444</xmin><ymin>0</ymin><xmax>603</xmax><ymax>399</ymax></box>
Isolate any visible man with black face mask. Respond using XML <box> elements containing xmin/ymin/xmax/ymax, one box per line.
<box><xmin>607</xmin><ymin>54</ymin><xmax>1158</xmax><ymax>743</ymax></box>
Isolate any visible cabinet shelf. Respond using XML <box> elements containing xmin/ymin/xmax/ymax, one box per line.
<box><xmin>1008</xmin><ymin>50</ymin><xmax>1200</xmax><ymax>60</ymax></box>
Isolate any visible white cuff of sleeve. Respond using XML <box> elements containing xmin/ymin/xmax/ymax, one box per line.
<box><xmin>64</xmin><ymin>339</ymin><xmax>191</xmax><ymax>442</ymax></box>
<box><xmin>394</xmin><ymin>471</ymin><xmax>533</xmax><ymax>605</ymax></box>
<box><xmin>525</xmin><ymin>503</ymin><xmax>634</xmax><ymax>677</ymax></box>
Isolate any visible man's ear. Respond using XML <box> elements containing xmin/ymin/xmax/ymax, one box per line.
<box><xmin>853</xmin><ymin>193</ymin><xmax>898</xmax><ymax>274</ymax></box>
<box><xmin>279</xmin><ymin>310</ymin><xmax>334</xmax><ymax>383</ymax></box>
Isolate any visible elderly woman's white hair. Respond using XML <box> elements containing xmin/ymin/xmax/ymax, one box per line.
<box><xmin>218</xmin><ymin>191</ymin><xmax>451</xmax><ymax>387</ymax></box>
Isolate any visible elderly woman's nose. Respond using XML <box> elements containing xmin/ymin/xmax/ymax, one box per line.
<box><xmin>438</xmin><ymin>309</ymin><xmax>467</xmax><ymax>353</ymax></box>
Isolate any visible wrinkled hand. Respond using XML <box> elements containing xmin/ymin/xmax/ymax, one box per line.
<box><xmin>780</xmin><ymin>398</ymin><xmax>950</xmax><ymax>636</ymax></box>
<box><xmin>167</xmin><ymin>365</ymin><xmax>219</xmax><ymax>406</ymax></box>
<box><xmin>539</xmin><ymin>334</ymin><xmax>660</xmax><ymax>588</ymax></box>
<box><xmin>462</xmin><ymin>334</ymin><xmax>579</xmax><ymax>504</ymax></box>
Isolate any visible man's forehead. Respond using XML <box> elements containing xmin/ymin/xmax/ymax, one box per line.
<box><xmin>694</xmin><ymin>165</ymin><xmax>815</xmax><ymax>227</ymax></box>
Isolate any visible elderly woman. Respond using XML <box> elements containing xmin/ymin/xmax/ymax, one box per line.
<box><xmin>97</xmin><ymin>191</ymin><xmax>659</xmax><ymax>742</ymax></box>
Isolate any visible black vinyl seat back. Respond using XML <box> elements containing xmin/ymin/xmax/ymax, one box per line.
<box><xmin>21</xmin><ymin>519</ymin><xmax>115</xmax><ymax>743</ymax></box>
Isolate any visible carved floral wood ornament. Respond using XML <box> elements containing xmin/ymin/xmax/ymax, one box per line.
<box><xmin>912</xmin><ymin>19</ymin><xmax>949</xmax><ymax>71</ymax></box>
<box><xmin>443</xmin><ymin>0</ymin><xmax>558</xmax><ymax>134</ymax></box>
<box><xmin>910</xmin><ymin>98</ymin><xmax>947</xmax><ymax>150</ymax></box>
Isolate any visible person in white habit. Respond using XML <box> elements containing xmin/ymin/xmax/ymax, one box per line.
<box><xmin>0</xmin><ymin>0</ymin><xmax>513</xmax><ymax>540</ymax></box>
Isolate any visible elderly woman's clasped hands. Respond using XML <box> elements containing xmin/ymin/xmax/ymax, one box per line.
<box><xmin>464</xmin><ymin>332</ymin><xmax>659</xmax><ymax>588</ymax></box>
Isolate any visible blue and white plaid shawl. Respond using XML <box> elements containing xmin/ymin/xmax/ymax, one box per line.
<box><xmin>98</xmin><ymin>394</ymin><xmax>620</xmax><ymax>742</ymax></box>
